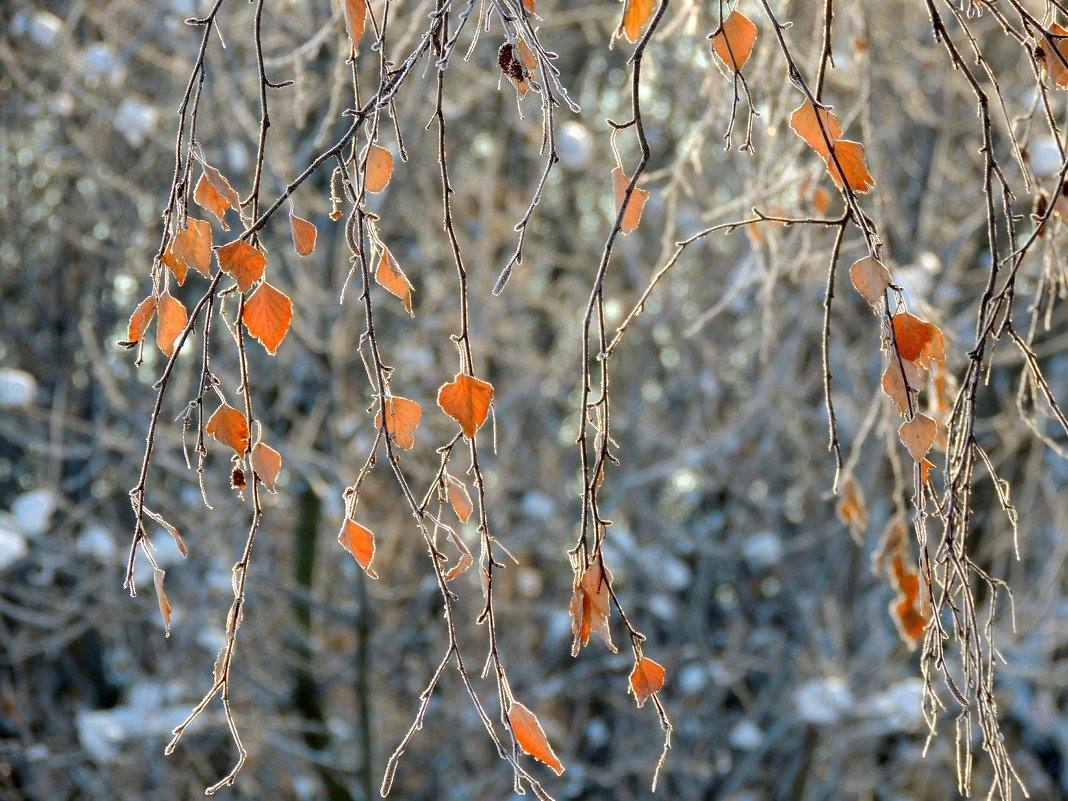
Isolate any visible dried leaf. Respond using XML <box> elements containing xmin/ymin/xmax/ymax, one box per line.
<box><xmin>612</xmin><ymin>167</ymin><xmax>650</xmax><ymax>235</ymax></box>
<box><xmin>290</xmin><ymin>212</ymin><xmax>317</xmax><ymax>256</ymax></box>
<box><xmin>375</xmin><ymin>249</ymin><xmax>414</xmax><ymax>315</ymax></box>
<box><xmin>789</xmin><ymin>103</ymin><xmax>875</xmax><ymax>193</ymax></box>
<box><xmin>375</xmin><ymin>396</ymin><xmax>422</xmax><ymax>449</ymax></box>
<box><xmin>871</xmin><ymin>515</ymin><xmax>907</xmax><ymax>577</ymax></box>
<box><xmin>339</xmin><ymin>519</ymin><xmax>378</xmax><ymax>578</ymax></box>
<box><xmin>710</xmin><ymin>11</ymin><xmax>757</xmax><ymax>72</ymax></box>
<box><xmin>207</xmin><ymin>403</ymin><xmax>250</xmax><ymax>455</ymax></box>
<box><xmin>849</xmin><ymin>256</ymin><xmax>891</xmax><ymax>308</ymax></box>
<box><xmin>444</xmin><ymin>551</ymin><xmax>473</xmax><ymax>582</ymax></box>
<box><xmin>194</xmin><ymin>165</ymin><xmax>240</xmax><ymax>229</ymax></box>
<box><xmin>172</xmin><ymin>217</ymin><xmax>213</xmax><ymax>278</ymax></box>
<box><xmin>162</xmin><ymin>247</ymin><xmax>186</xmax><ymax>285</ymax></box>
<box><xmin>124</xmin><ymin>295</ymin><xmax>157</xmax><ymax>346</ymax></box>
<box><xmin>499</xmin><ymin>40</ymin><xmax>538</xmax><ymax>98</ymax></box>
<box><xmin>218</xmin><ymin>240</ymin><xmax>267</xmax><ymax>293</ymax></box>
<box><xmin>881</xmin><ymin>359</ymin><xmax>928</xmax><ymax>415</ymax></box>
<box><xmin>899</xmin><ymin>413</ymin><xmax>938</xmax><ymax>461</ymax></box>
<box><xmin>344</xmin><ymin>0</ymin><xmax>367</xmax><ymax>52</ymax></box>
<box><xmin>892</xmin><ymin>312</ymin><xmax>944</xmax><ymax>367</ymax></box>
<box><xmin>920</xmin><ymin>457</ymin><xmax>936</xmax><ymax>485</ymax></box>
<box><xmin>629</xmin><ymin>657</ymin><xmax>666</xmax><ymax>708</ymax></box>
<box><xmin>365</xmin><ymin>144</ymin><xmax>393</xmax><ymax>193</ymax></box>
<box><xmin>437</xmin><ymin>373</ymin><xmax>494</xmax><ymax>439</ymax></box>
<box><xmin>507</xmin><ymin>701</ymin><xmax>565</xmax><ymax>776</ymax></box>
<box><xmin>619</xmin><ymin>0</ymin><xmax>655</xmax><ymax>43</ymax></box>
<box><xmin>156</xmin><ymin>291</ymin><xmax>188</xmax><ymax>357</ymax></box>
<box><xmin>153</xmin><ymin>567</ymin><xmax>172</xmax><ymax>638</ymax></box>
<box><xmin>251</xmin><ymin>442</ymin><xmax>282</xmax><ymax>492</ymax></box>
<box><xmin>446</xmin><ymin>474</ymin><xmax>473</xmax><ymax>523</ymax></box>
<box><xmin>242</xmin><ymin>281</ymin><xmax>293</xmax><ymax>355</ymax></box>
<box><xmin>835</xmin><ymin>475</ymin><xmax>867</xmax><ymax>542</ymax></box>
<box><xmin>1038</xmin><ymin>24</ymin><xmax>1068</xmax><ymax>88</ymax></box>
<box><xmin>571</xmin><ymin>562</ymin><xmax>617</xmax><ymax>655</ymax></box>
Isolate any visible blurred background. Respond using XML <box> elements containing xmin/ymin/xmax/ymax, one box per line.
<box><xmin>2</xmin><ymin>0</ymin><xmax>1068</xmax><ymax>799</ymax></box>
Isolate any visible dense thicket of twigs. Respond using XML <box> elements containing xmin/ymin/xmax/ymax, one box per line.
<box><xmin>2</xmin><ymin>0</ymin><xmax>1068</xmax><ymax>799</ymax></box>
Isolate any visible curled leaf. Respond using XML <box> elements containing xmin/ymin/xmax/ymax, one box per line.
<box><xmin>612</xmin><ymin>167</ymin><xmax>650</xmax><ymax>235</ymax></box>
<box><xmin>375</xmin><ymin>248</ymin><xmax>414</xmax><ymax>315</ymax></box>
<box><xmin>156</xmin><ymin>291</ymin><xmax>188</xmax><ymax>357</ymax></box>
<box><xmin>207</xmin><ymin>403</ymin><xmax>250</xmax><ymax>455</ymax></box>
<box><xmin>446</xmin><ymin>474</ymin><xmax>473</xmax><ymax>524</ymax></box>
<box><xmin>251</xmin><ymin>442</ymin><xmax>282</xmax><ymax>492</ymax></box>
<box><xmin>153</xmin><ymin>567</ymin><xmax>172</xmax><ymax>638</ymax></box>
<box><xmin>123</xmin><ymin>295</ymin><xmax>157</xmax><ymax>347</ymax></box>
<box><xmin>290</xmin><ymin>212</ymin><xmax>317</xmax><ymax>256</ymax></box>
<box><xmin>339</xmin><ymin>519</ymin><xmax>378</xmax><ymax>578</ymax></box>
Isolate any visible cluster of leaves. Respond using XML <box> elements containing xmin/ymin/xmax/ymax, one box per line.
<box><xmin>115</xmin><ymin>0</ymin><xmax>1068</xmax><ymax>798</ymax></box>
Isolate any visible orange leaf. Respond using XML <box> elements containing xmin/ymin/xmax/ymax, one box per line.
<box><xmin>1038</xmin><ymin>25</ymin><xmax>1068</xmax><ymax>88</ymax></box>
<box><xmin>710</xmin><ymin>11</ymin><xmax>757</xmax><ymax>72</ymax></box>
<box><xmin>437</xmin><ymin>373</ymin><xmax>494</xmax><ymax>439</ymax></box>
<box><xmin>218</xmin><ymin>240</ymin><xmax>267</xmax><ymax>293</ymax></box>
<box><xmin>156</xmin><ymin>291</ymin><xmax>188</xmax><ymax>357</ymax></box>
<box><xmin>789</xmin><ymin>103</ymin><xmax>875</xmax><ymax>193</ymax></box>
<box><xmin>499</xmin><ymin>40</ymin><xmax>539</xmax><ymax>99</ymax></box>
<box><xmin>612</xmin><ymin>167</ymin><xmax>650</xmax><ymax>235</ymax></box>
<box><xmin>125</xmin><ymin>295</ymin><xmax>157</xmax><ymax>346</ymax></box>
<box><xmin>242</xmin><ymin>281</ymin><xmax>293</xmax><ymax>355</ymax></box>
<box><xmin>338</xmin><ymin>519</ymin><xmax>378</xmax><ymax>578</ymax></box>
<box><xmin>374</xmin><ymin>396</ymin><xmax>422</xmax><ymax>449</ymax></box>
<box><xmin>848</xmin><ymin>256</ymin><xmax>891</xmax><ymax>308</ymax></box>
<box><xmin>344</xmin><ymin>0</ymin><xmax>367</xmax><ymax>52</ymax></box>
<box><xmin>871</xmin><ymin>515</ymin><xmax>907</xmax><ymax>577</ymax></box>
<box><xmin>507</xmin><ymin>701</ymin><xmax>565</xmax><ymax>776</ymax></box>
<box><xmin>172</xmin><ymin>217</ymin><xmax>213</xmax><ymax>278</ymax></box>
<box><xmin>619</xmin><ymin>0</ymin><xmax>655</xmax><ymax>43</ymax></box>
<box><xmin>899</xmin><ymin>413</ymin><xmax>938</xmax><ymax>461</ymax></box>
<box><xmin>290</xmin><ymin>212</ymin><xmax>317</xmax><ymax>256</ymax></box>
<box><xmin>375</xmin><ymin>248</ymin><xmax>414</xmax><ymax>315</ymax></box>
<box><xmin>571</xmin><ymin>562</ymin><xmax>617</xmax><ymax>655</ymax></box>
<box><xmin>835</xmin><ymin>474</ymin><xmax>867</xmax><ymax>540</ymax></box>
<box><xmin>629</xmin><ymin>657</ymin><xmax>666</xmax><ymax>708</ymax></box>
<box><xmin>365</xmin><ymin>144</ymin><xmax>393</xmax><ymax>193</ymax></box>
<box><xmin>446</xmin><ymin>474</ymin><xmax>473</xmax><ymax>524</ymax></box>
<box><xmin>251</xmin><ymin>442</ymin><xmax>282</xmax><ymax>492</ymax></box>
<box><xmin>892</xmin><ymin>312</ymin><xmax>944</xmax><ymax>367</ymax></box>
<box><xmin>162</xmin><ymin>247</ymin><xmax>187</xmax><ymax>285</ymax></box>
<box><xmin>920</xmin><ymin>457</ymin><xmax>936</xmax><ymax>485</ymax></box>
<box><xmin>194</xmin><ymin>167</ymin><xmax>238</xmax><ymax>229</ymax></box>
<box><xmin>881</xmin><ymin>359</ymin><xmax>928</xmax><ymax>415</ymax></box>
<box><xmin>207</xmin><ymin>403</ymin><xmax>250</xmax><ymax>455</ymax></box>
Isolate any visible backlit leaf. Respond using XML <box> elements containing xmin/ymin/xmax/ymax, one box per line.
<box><xmin>499</xmin><ymin>40</ymin><xmax>539</xmax><ymax>99</ymax></box>
<box><xmin>881</xmin><ymin>359</ymin><xmax>928</xmax><ymax>415</ymax></box>
<box><xmin>619</xmin><ymin>0</ymin><xmax>655</xmax><ymax>43</ymax></box>
<box><xmin>1037</xmin><ymin>24</ymin><xmax>1068</xmax><ymax>88</ymax></box>
<box><xmin>172</xmin><ymin>217</ymin><xmax>213</xmax><ymax>278</ymax></box>
<box><xmin>218</xmin><ymin>240</ymin><xmax>267</xmax><ymax>293</ymax></box>
<box><xmin>207</xmin><ymin>403</ymin><xmax>250</xmax><ymax>455</ymax></box>
<box><xmin>375</xmin><ymin>248</ymin><xmax>414</xmax><ymax>315</ymax></box>
<box><xmin>124</xmin><ymin>295</ymin><xmax>157</xmax><ymax>346</ymax></box>
<box><xmin>849</xmin><ymin>256</ymin><xmax>891</xmax><ymax>308</ymax></box>
<box><xmin>612</xmin><ymin>167</ymin><xmax>650</xmax><ymax>235</ymax></box>
<box><xmin>290</xmin><ymin>212</ymin><xmax>317</xmax><ymax>256</ymax></box>
<box><xmin>162</xmin><ymin>247</ymin><xmax>186</xmax><ymax>285</ymax></box>
<box><xmin>571</xmin><ymin>562</ymin><xmax>617</xmax><ymax>655</ymax></box>
<box><xmin>365</xmin><ymin>144</ymin><xmax>393</xmax><ymax>193</ymax></box>
<box><xmin>156</xmin><ymin>291</ymin><xmax>187</xmax><ymax>357</ymax></box>
<box><xmin>835</xmin><ymin>474</ymin><xmax>867</xmax><ymax>542</ymax></box>
<box><xmin>507</xmin><ymin>701</ymin><xmax>565</xmax><ymax>776</ymax></box>
<box><xmin>629</xmin><ymin>657</ymin><xmax>666</xmax><ymax>708</ymax></box>
<box><xmin>710</xmin><ymin>11</ymin><xmax>757</xmax><ymax>72</ymax></box>
<box><xmin>344</xmin><ymin>0</ymin><xmax>367</xmax><ymax>52</ymax></box>
<box><xmin>194</xmin><ymin>166</ymin><xmax>239</xmax><ymax>229</ymax></box>
<box><xmin>899</xmin><ymin>413</ymin><xmax>938</xmax><ymax>461</ymax></box>
<box><xmin>251</xmin><ymin>442</ymin><xmax>282</xmax><ymax>492</ymax></box>
<box><xmin>437</xmin><ymin>373</ymin><xmax>494</xmax><ymax>439</ymax></box>
<box><xmin>242</xmin><ymin>281</ymin><xmax>293</xmax><ymax>355</ymax></box>
<box><xmin>789</xmin><ymin>102</ymin><xmax>875</xmax><ymax>193</ymax></box>
<box><xmin>153</xmin><ymin>567</ymin><xmax>172</xmax><ymax>638</ymax></box>
<box><xmin>891</xmin><ymin>312</ymin><xmax>944</xmax><ymax>367</ymax></box>
<box><xmin>338</xmin><ymin>519</ymin><xmax>378</xmax><ymax>578</ymax></box>
<box><xmin>375</xmin><ymin>396</ymin><xmax>422</xmax><ymax>449</ymax></box>
<box><xmin>446</xmin><ymin>474</ymin><xmax>473</xmax><ymax>524</ymax></box>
